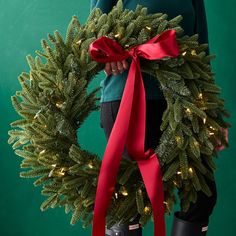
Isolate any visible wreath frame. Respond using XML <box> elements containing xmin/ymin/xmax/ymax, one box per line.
<box><xmin>8</xmin><ymin>0</ymin><xmax>230</xmax><ymax>229</ymax></box>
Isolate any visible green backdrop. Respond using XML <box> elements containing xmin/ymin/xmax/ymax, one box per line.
<box><xmin>0</xmin><ymin>0</ymin><xmax>235</xmax><ymax>235</ymax></box>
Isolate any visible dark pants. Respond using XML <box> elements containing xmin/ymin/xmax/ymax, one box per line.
<box><xmin>99</xmin><ymin>99</ymin><xmax>217</xmax><ymax>230</ymax></box>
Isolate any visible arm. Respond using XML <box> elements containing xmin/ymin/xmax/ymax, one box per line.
<box><xmin>90</xmin><ymin>0</ymin><xmax>97</xmax><ymax>12</ymax></box>
<box><xmin>90</xmin><ymin>0</ymin><xmax>127</xmax><ymax>76</ymax></box>
<box><xmin>192</xmin><ymin>0</ymin><xmax>210</xmax><ymax>57</ymax></box>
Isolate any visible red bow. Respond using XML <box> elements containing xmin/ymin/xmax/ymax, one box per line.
<box><xmin>89</xmin><ymin>29</ymin><xmax>180</xmax><ymax>236</ymax></box>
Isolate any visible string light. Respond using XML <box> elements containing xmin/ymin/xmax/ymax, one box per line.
<box><xmin>39</xmin><ymin>150</ymin><xmax>46</xmax><ymax>155</ymax></box>
<box><xmin>56</xmin><ymin>102</ymin><xmax>63</xmax><ymax>109</ymax></box>
<box><xmin>76</xmin><ymin>39</ymin><xmax>82</xmax><ymax>45</ymax></box>
<box><xmin>185</xmin><ymin>108</ymin><xmax>192</xmax><ymax>115</ymax></box>
<box><xmin>88</xmin><ymin>161</ymin><xmax>94</xmax><ymax>169</ymax></box>
<box><xmin>138</xmin><ymin>189</ymin><xmax>142</xmax><ymax>195</ymax></box>
<box><xmin>209</xmin><ymin>126</ymin><xmax>216</xmax><ymax>130</ymax></box>
<box><xmin>48</xmin><ymin>169</ymin><xmax>54</xmax><ymax>177</ymax></box>
<box><xmin>177</xmin><ymin>171</ymin><xmax>182</xmax><ymax>175</ymax></box>
<box><xmin>207</xmin><ymin>126</ymin><xmax>216</xmax><ymax>136</ymax></box>
<box><xmin>173</xmin><ymin>180</ymin><xmax>178</xmax><ymax>186</ymax></box>
<box><xmin>208</xmin><ymin>131</ymin><xmax>215</xmax><ymax>136</ymax></box>
<box><xmin>145</xmin><ymin>26</ymin><xmax>151</xmax><ymax>31</ymax></box>
<box><xmin>188</xmin><ymin>167</ymin><xmax>193</xmax><ymax>175</ymax></box>
<box><xmin>182</xmin><ymin>51</ymin><xmax>187</xmax><ymax>56</ymax></box>
<box><xmin>120</xmin><ymin>186</ymin><xmax>128</xmax><ymax>196</ymax></box>
<box><xmin>114</xmin><ymin>33</ymin><xmax>120</xmax><ymax>38</ymax></box>
<box><xmin>191</xmin><ymin>49</ymin><xmax>197</xmax><ymax>55</ymax></box>
<box><xmin>48</xmin><ymin>166</ymin><xmax>67</xmax><ymax>178</ymax></box>
<box><xmin>34</xmin><ymin>109</ymin><xmax>42</xmax><ymax>119</ymax></box>
<box><xmin>144</xmin><ymin>206</ymin><xmax>151</xmax><ymax>214</ymax></box>
<box><xmin>198</xmin><ymin>93</ymin><xmax>203</xmax><ymax>100</ymax></box>
<box><xmin>48</xmin><ymin>164</ymin><xmax>57</xmax><ymax>177</ymax></box>
<box><xmin>115</xmin><ymin>192</ymin><xmax>118</xmax><ymax>199</ymax></box>
<box><xmin>203</xmin><ymin>117</ymin><xmax>206</xmax><ymax>124</ymax></box>
<box><xmin>58</xmin><ymin>168</ymin><xmax>65</xmax><ymax>176</ymax></box>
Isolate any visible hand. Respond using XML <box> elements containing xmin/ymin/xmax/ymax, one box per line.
<box><xmin>215</xmin><ymin>127</ymin><xmax>228</xmax><ymax>151</ymax></box>
<box><xmin>104</xmin><ymin>60</ymin><xmax>129</xmax><ymax>76</ymax></box>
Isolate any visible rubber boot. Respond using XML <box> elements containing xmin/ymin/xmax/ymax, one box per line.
<box><xmin>171</xmin><ymin>211</ymin><xmax>209</xmax><ymax>236</ymax></box>
<box><xmin>105</xmin><ymin>216</ymin><xmax>142</xmax><ymax>236</ymax></box>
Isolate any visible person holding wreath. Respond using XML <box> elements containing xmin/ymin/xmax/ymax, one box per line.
<box><xmin>90</xmin><ymin>1</ymin><xmax>228</xmax><ymax>235</ymax></box>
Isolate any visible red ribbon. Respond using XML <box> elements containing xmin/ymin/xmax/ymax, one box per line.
<box><xmin>89</xmin><ymin>29</ymin><xmax>180</xmax><ymax>236</ymax></box>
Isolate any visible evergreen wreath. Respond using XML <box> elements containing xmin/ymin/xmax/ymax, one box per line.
<box><xmin>8</xmin><ymin>0</ymin><xmax>230</xmax><ymax>229</ymax></box>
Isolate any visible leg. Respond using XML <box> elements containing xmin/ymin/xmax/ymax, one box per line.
<box><xmin>100</xmin><ymin>99</ymin><xmax>167</xmax><ymax>235</ymax></box>
<box><xmin>171</xmin><ymin>162</ymin><xmax>218</xmax><ymax>235</ymax></box>
<box><xmin>177</xmin><ymin>178</ymin><xmax>217</xmax><ymax>223</ymax></box>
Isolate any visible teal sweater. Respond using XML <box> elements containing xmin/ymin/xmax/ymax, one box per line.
<box><xmin>90</xmin><ymin>0</ymin><xmax>210</xmax><ymax>103</ymax></box>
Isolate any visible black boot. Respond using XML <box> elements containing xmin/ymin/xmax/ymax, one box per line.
<box><xmin>171</xmin><ymin>211</ymin><xmax>209</xmax><ymax>236</ymax></box>
<box><xmin>105</xmin><ymin>216</ymin><xmax>142</xmax><ymax>236</ymax></box>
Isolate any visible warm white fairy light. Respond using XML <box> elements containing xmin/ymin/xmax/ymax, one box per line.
<box><xmin>173</xmin><ymin>180</ymin><xmax>178</xmax><ymax>186</ymax></box>
<box><xmin>39</xmin><ymin>150</ymin><xmax>46</xmax><ymax>155</ymax></box>
<box><xmin>48</xmin><ymin>169</ymin><xmax>54</xmax><ymax>177</ymax></box>
<box><xmin>114</xmin><ymin>33</ymin><xmax>120</xmax><ymax>38</ymax></box>
<box><xmin>120</xmin><ymin>186</ymin><xmax>128</xmax><ymax>196</ymax></box>
<box><xmin>56</xmin><ymin>102</ymin><xmax>63</xmax><ymax>108</ymax></box>
<box><xmin>144</xmin><ymin>206</ymin><xmax>151</xmax><ymax>214</ymax></box>
<box><xmin>198</xmin><ymin>93</ymin><xmax>203</xmax><ymax>99</ymax></box>
<box><xmin>76</xmin><ymin>39</ymin><xmax>82</xmax><ymax>45</ymax></box>
<box><xmin>188</xmin><ymin>167</ymin><xmax>193</xmax><ymax>174</ymax></box>
<box><xmin>209</xmin><ymin>126</ymin><xmax>216</xmax><ymax>130</ymax></box>
<box><xmin>185</xmin><ymin>108</ymin><xmax>192</xmax><ymax>115</ymax></box>
<box><xmin>58</xmin><ymin>168</ymin><xmax>65</xmax><ymax>176</ymax></box>
<box><xmin>34</xmin><ymin>110</ymin><xmax>42</xmax><ymax>119</ymax></box>
<box><xmin>88</xmin><ymin>161</ymin><xmax>94</xmax><ymax>169</ymax></box>
<box><xmin>191</xmin><ymin>49</ymin><xmax>197</xmax><ymax>55</ymax></box>
<box><xmin>48</xmin><ymin>166</ymin><xmax>66</xmax><ymax>178</ymax></box>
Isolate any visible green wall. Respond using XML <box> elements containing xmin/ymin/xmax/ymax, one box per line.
<box><xmin>0</xmin><ymin>0</ymin><xmax>235</xmax><ymax>235</ymax></box>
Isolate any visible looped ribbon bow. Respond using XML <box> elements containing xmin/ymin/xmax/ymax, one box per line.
<box><xmin>89</xmin><ymin>29</ymin><xmax>180</xmax><ymax>236</ymax></box>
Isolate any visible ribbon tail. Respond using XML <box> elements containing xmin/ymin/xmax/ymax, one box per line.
<box><xmin>92</xmin><ymin>60</ymin><xmax>137</xmax><ymax>236</ymax></box>
<box><xmin>126</xmin><ymin>57</ymin><xmax>146</xmax><ymax>158</ymax></box>
<box><xmin>125</xmin><ymin>56</ymin><xmax>166</xmax><ymax>236</ymax></box>
<box><xmin>137</xmin><ymin>154</ymin><xmax>166</xmax><ymax>236</ymax></box>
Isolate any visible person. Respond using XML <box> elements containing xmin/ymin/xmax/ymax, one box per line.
<box><xmin>90</xmin><ymin>1</ymin><xmax>227</xmax><ymax>235</ymax></box>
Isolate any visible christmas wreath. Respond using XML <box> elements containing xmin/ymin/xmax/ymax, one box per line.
<box><xmin>8</xmin><ymin>0</ymin><xmax>230</xmax><ymax>232</ymax></box>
